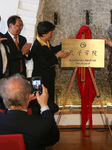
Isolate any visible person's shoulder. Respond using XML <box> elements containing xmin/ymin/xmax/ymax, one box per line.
<box><xmin>0</xmin><ymin>32</ymin><xmax>4</xmax><ymax>37</ymax></box>
<box><xmin>4</xmin><ymin>32</ymin><xmax>11</xmax><ymax>39</ymax></box>
<box><xmin>31</xmin><ymin>39</ymin><xmax>40</xmax><ymax>49</ymax></box>
<box><xmin>4</xmin><ymin>32</ymin><xmax>8</xmax><ymax>36</ymax></box>
<box><xmin>19</xmin><ymin>35</ymin><xmax>27</xmax><ymax>44</ymax></box>
<box><xmin>19</xmin><ymin>34</ymin><xmax>26</xmax><ymax>40</ymax></box>
<box><xmin>0</xmin><ymin>32</ymin><xmax>9</xmax><ymax>39</ymax></box>
<box><xmin>33</xmin><ymin>39</ymin><xmax>40</xmax><ymax>45</ymax></box>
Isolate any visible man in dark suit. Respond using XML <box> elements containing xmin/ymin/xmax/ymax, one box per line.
<box><xmin>0</xmin><ymin>74</ymin><xmax>59</xmax><ymax>150</ymax></box>
<box><xmin>4</xmin><ymin>15</ymin><xmax>31</xmax><ymax>77</ymax></box>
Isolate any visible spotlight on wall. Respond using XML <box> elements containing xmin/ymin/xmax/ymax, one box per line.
<box><xmin>86</xmin><ymin>10</ymin><xmax>90</xmax><ymax>25</ymax></box>
<box><xmin>54</xmin><ymin>12</ymin><xmax>59</xmax><ymax>25</ymax></box>
<box><xmin>110</xmin><ymin>10</ymin><xmax>112</xmax><ymax>24</ymax></box>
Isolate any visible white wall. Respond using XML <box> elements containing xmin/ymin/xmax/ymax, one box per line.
<box><xmin>18</xmin><ymin>0</ymin><xmax>39</xmax><ymax>43</ymax></box>
<box><xmin>0</xmin><ymin>0</ymin><xmax>39</xmax><ymax>41</ymax></box>
<box><xmin>0</xmin><ymin>0</ymin><xmax>19</xmax><ymax>33</ymax></box>
<box><xmin>55</xmin><ymin>113</ymin><xmax>112</xmax><ymax>126</ymax></box>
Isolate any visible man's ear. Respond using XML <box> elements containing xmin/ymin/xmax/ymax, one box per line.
<box><xmin>9</xmin><ymin>23</ymin><xmax>13</xmax><ymax>29</ymax></box>
<box><xmin>28</xmin><ymin>94</ymin><xmax>32</xmax><ymax>102</ymax></box>
<box><xmin>42</xmin><ymin>34</ymin><xmax>46</xmax><ymax>37</ymax></box>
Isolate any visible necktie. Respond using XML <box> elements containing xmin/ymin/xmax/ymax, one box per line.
<box><xmin>0</xmin><ymin>49</ymin><xmax>3</xmax><ymax>78</ymax></box>
<box><xmin>14</xmin><ymin>36</ymin><xmax>23</xmax><ymax>72</ymax></box>
<box><xmin>14</xmin><ymin>36</ymin><xmax>20</xmax><ymax>50</ymax></box>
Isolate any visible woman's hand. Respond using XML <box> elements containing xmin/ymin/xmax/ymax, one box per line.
<box><xmin>101</xmin><ymin>38</ymin><xmax>112</xmax><ymax>47</ymax></box>
<box><xmin>68</xmin><ymin>35</ymin><xmax>76</xmax><ymax>39</ymax></box>
<box><xmin>56</xmin><ymin>50</ymin><xmax>70</xmax><ymax>58</ymax></box>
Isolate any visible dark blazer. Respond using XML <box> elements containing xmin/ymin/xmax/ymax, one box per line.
<box><xmin>31</xmin><ymin>39</ymin><xmax>61</xmax><ymax>77</ymax></box>
<box><xmin>31</xmin><ymin>39</ymin><xmax>61</xmax><ymax>101</ymax></box>
<box><xmin>0</xmin><ymin>109</ymin><xmax>59</xmax><ymax>150</ymax></box>
<box><xmin>4</xmin><ymin>32</ymin><xmax>28</xmax><ymax>77</ymax></box>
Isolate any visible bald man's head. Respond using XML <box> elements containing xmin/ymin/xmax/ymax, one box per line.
<box><xmin>0</xmin><ymin>74</ymin><xmax>31</xmax><ymax>108</ymax></box>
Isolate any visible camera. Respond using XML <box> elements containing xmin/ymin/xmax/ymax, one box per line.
<box><xmin>31</xmin><ymin>77</ymin><xmax>42</xmax><ymax>95</ymax></box>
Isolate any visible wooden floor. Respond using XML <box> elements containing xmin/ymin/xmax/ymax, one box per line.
<box><xmin>48</xmin><ymin>128</ymin><xmax>112</xmax><ymax>150</ymax></box>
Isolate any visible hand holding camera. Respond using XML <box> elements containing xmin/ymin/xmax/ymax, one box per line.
<box><xmin>30</xmin><ymin>77</ymin><xmax>49</xmax><ymax>107</ymax></box>
<box><xmin>36</xmin><ymin>84</ymin><xmax>49</xmax><ymax>107</ymax></box>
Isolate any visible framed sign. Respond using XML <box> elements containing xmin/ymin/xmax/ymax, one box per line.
<box><xmin>61</xmin><ymin>39</ymin><xmax>105</xmax><ymax>68</ymax></box>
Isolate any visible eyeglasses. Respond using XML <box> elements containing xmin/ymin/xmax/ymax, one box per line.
<box><xmin>15</xmin><ymin>24</ymin><xmax>23</xmax><ymax>28</ymax></box>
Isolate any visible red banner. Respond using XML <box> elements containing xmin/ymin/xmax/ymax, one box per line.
<box><xmin>76</xmin><ymin>25</ymin><xmax>96</xmax><ymax>136</ymax></box>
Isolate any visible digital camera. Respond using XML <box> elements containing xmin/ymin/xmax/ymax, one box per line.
<box><xmin>31</xmin><ymin>77</ymin><xmax>42</xmax><ymax>95</ymax></box>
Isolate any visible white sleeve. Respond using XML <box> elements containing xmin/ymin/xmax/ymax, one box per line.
<box><xmin>40</xmin><ymin>105</ymin><xmax>50</xmax><ymax>114</ymax></box>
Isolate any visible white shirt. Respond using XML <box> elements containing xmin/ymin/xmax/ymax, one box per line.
<box><xmin>8</xmin><ymin>106</ymin><xmax>49</xmax><ymax>114</ymax></box>
<box><xmin>40</xmin><ymin>106</ymin><xmax>50</xmax><ymax>114</ymax></box>
<box><xmin>8</xmin><ymin>31</ymin><xmax>19</xmax><ymax>43</ymax></box>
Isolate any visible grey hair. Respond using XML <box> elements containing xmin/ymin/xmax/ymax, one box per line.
<box><xmin>0</xmin><ymin>74</ymin><xmax>31</xmax><ymax>108</ymax></box>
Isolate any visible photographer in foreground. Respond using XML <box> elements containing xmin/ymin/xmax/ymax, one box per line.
<box><xmin>0</xmin><ymin>74</ymin><xmax>59</xmax><ymax>150</ymax></box>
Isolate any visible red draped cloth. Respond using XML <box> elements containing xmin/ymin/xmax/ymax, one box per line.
<box><xmin>76</xmin><ymin>25</ymin><xmax>96</xmax><ymax>136</ymax></box>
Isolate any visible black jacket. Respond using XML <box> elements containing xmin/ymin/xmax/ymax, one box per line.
<box><xmin>0</xmin><ymin>109</ymin><xmax>59</xmax><ymax>150</ymax></box>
